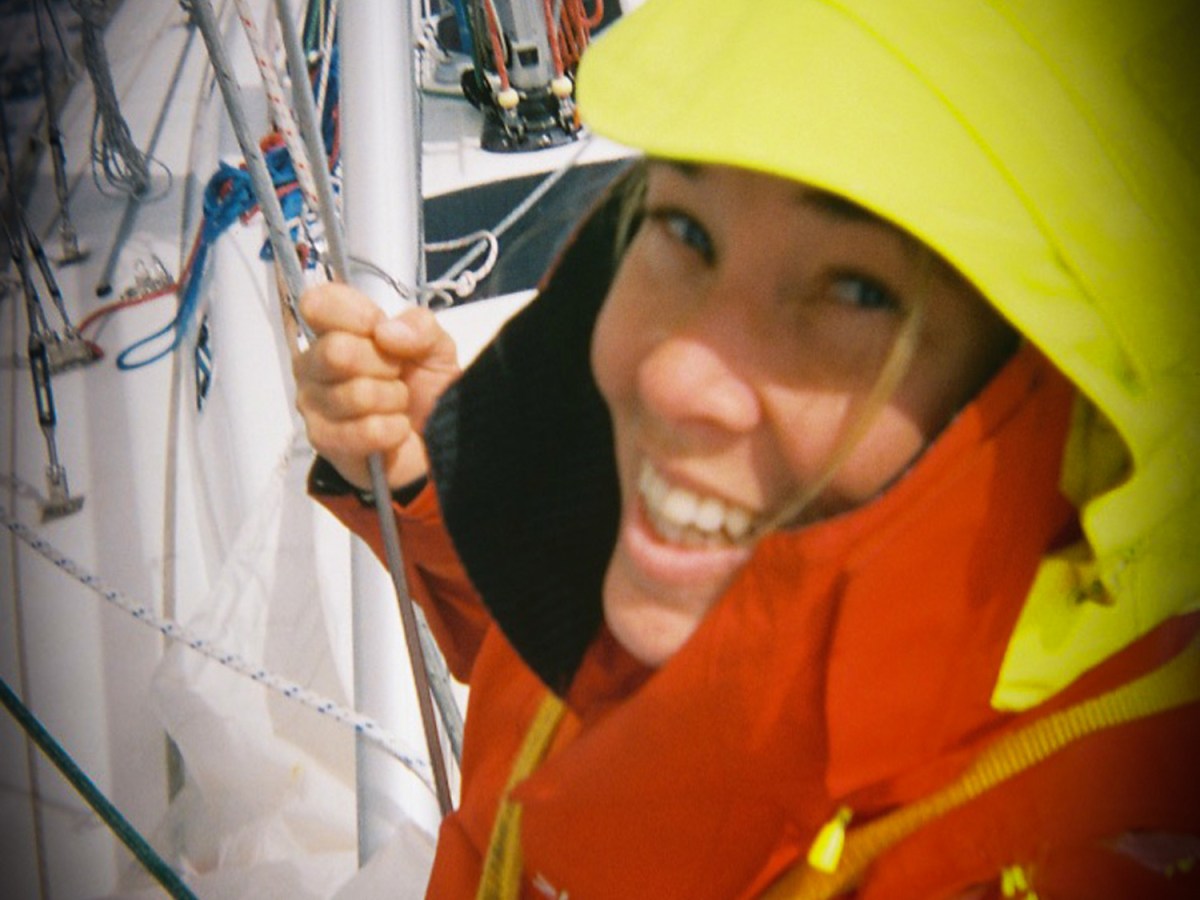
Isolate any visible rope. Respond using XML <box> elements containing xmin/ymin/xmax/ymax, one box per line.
<box><xmin>541</xmin><ymin>0</ymin><xmax>566</xmax><ymax>79</ymax></box>
<box><xmin>0</xmin><ymin>496</ymin><xmax>438</xmax><ymax>796</ymax></box>
<box><xmin>112</xmin><ymin>113</ymin><xmax>325</xmax><ymax>369</ymax></box>
<box><xmin>68</xmin><ymin>0</ymin><xmax>152</xmax><ymax>196</ymax></box>
<box><xmin>314</xmin><ymin>0</ymin><xmax>340</xmax><ymax>134</ymax></box>
<box><xmin>479</xmin><ymin>0</ymin><xmax>511</xmax><ymax>92</ymax></box>
<box><xmin>233</xmin><ymin>0</ymin><xmax>322</xmax><ymax>215</ymax></box>
<box><xmin>272</xmin><ymin>0</ymin><xmax>349</xmax><ymax>295</ymax></box>
<box><xmin>0</xmin><ymin>676</ymin><xmax>199</xmax><ymax>899</ymax></box>
<box><xmin>183</xmin><ymin>0</ymin><xmax>310</xmax><ymax>336</ymax></box>
<box><xmin>423</xmin><ymin>230</ymin><xmax>500</xmax><ymax>306</ymax></box>
<box><xmin>114</xmin><ymin>160</ymin><xmax>254</xmax><ymax>369</ymax></box>
<box><xmin>353</xmin><ymin>228</ymin><xmax>500</xmax><ymax>308</ymax></box>
<box><xmin>433</xmin><ymin>132</ymin><xmax>594</xmax><ymax>291</ymax></box>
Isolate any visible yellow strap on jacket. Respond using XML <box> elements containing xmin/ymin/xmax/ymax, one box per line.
<box><xmin>765</xmin><ymin>633</ymin><xmax>1200</xmax><ymax>899</ymax></box>
<box><xmin>477</xmin><ymin>693</ymin><xmax>568</xmax><ymax>900</ymax></box>
<box><xmin>476</xmin><ymin>635</ymin><xmax>1198</xmax><ymax>899</ymax></box>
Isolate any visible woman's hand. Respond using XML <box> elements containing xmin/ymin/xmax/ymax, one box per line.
<box><xmin>293</xmin><ymin>282</ymin><xmax>460</xmax><ymax>491</ymax></box>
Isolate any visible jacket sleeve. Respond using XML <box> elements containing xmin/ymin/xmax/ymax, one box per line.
<box><xmin>309</xmin><ymin>463</ymin><xmax>491</xmax><ymax>684</ymax></box>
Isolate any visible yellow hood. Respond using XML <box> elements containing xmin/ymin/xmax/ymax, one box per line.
<box><xmin>576</xmin><ymin>0</ymin><xmax>1200</xmax><ymax>708</ymax></box>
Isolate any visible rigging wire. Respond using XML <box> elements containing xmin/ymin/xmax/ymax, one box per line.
<box><xmin>1</xmin><ymin>105</ymin><xmax>85</xmax><ymax>519</ymax></box>
<box><xmin>0</xmin><ymin>677</ymin><xmax>199</xmax><ymax>900</ymax></box>
<box><xmin>32</xmin><ymin>0</ymin><xmax>85</xmax><ymax>262</ymax></box>
<box><xmin>274</xmin><ymin>0</ymin><xmax>465</xmax><ymax>778</ymax></box>
<box><xmin>188</xmin><ymin>0</ymin><xmax>458</xmax><ymax>816</ymax></box>
<box><xmin>232</xmin><ymin>0</ymin><xmax>321</xmax><ymax>214</ymax></box>
<box><xmin>0</xmin><ymin>490</ymin><xmax>439</xmax><ymax>796</ymax></box>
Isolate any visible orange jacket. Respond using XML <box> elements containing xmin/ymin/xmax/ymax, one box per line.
<box><xmin>319</xmin><ymin>342</ymin><xmax>1200</xmax><ymax>899</ymax></box>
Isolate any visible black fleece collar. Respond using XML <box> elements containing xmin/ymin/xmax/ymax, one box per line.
<box><xmin>424</xmin><ymin>171</ymin><xmax>636</xmax><ymax>694</ymax></box>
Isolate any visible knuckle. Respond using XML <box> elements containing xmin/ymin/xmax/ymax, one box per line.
<box><xmin>322</xmin><ymin>333</ymin><xmax>359</xmax><ymax>374</ymax></box>
<box><xmin>347</xmin><ymin>378</ymin><xmax>379</xmax><ymax>414</ymax></box>
<box><xmin>361</xmin><ymin>415</ymin><xmax>399</xmax><ymax>449</ymax></box>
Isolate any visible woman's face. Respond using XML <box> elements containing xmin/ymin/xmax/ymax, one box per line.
<box><xmin>591</xmin><ymin>163</ymin><xmax>1016</xmax><ymax>666</ymax></box>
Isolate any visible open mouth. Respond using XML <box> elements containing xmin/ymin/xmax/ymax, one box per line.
<box><xmin>637</xmin><ymin>461</ymin><xmax>758</xmax><ymax>548</ymax></box>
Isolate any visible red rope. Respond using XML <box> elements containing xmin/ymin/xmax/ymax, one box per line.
<box><xmin>76</xmin><ymin>230</ymin><xmax>203</xmax><ymax>336</ymax></box>
<box><xmin>556</xmin><ymin>0</ymin><xmax>593</xmax><ymax>69</ymax></box>
<box><xmin>481</xmin><ymin>0</ymin><xmax>511</xmax><ymax>91</ymax></box>
<box><xmin>542</xmin><ymin>0</ymin><xmax>565</xmax><ymax>78</ymax></box>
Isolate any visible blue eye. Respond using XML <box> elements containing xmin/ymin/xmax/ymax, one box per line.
<box><xmin>647</xmin><ymin>208</ymin><xmax>714</xmax><ymax>262</ymax></box>
<box><xmin>831</xmin><ymin>276</ymin><xmax>898</xmax><ymax>312</ymax></box>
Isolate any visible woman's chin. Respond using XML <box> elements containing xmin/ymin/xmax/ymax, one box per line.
<box><xmin>601</xmin><ymin>560</ymin><xmax>718</xmax><ymax>668</ymax></box>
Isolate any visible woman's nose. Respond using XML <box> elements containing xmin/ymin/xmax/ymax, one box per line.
<box><xmin>635</xmin><ymin>330</ymin><xmax>761</xmax><ymax>436</ymax></box>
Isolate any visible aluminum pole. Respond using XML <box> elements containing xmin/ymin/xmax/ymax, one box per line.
<box><xmin>339</xmin><ymin>0</ymin><xmax>446</xmax><ymax>861</ymax></box>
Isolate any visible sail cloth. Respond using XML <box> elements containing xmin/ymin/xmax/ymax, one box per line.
<box><xmin>126</xmin><ymin>214</ymin><xmax>445</xmax><ymax>896</ymax></box>
<box><xmin>142</xmin><ymin>435</ymin><xmax>435</xmax><ymax>899</ymax></box>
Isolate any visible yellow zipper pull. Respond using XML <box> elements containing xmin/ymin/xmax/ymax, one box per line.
<box><xmin>807</xmin><ymin>805</ymin><xmax>853</xmax><ymax>874</ymax></box>
<box><xmin>1001</xmin><ymin>864</ymin><xmax>1038</xmax><ymax>899</ymax></box>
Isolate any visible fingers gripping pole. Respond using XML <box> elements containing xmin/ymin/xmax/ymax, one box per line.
<box><xmin>273</xmin><ymin>0</ymin><xmax>462</xmax><ymax>777</ymax></box>
<box><xmin>186</xmin><ymin>0</ymin><xmax>457</xmax><ymax>824</ymax></box>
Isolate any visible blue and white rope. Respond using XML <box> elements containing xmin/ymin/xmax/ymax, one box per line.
<box><xmin>0</xmin><ymin>501</ymin><xmax>437</xmax><ymax>797</ymax></box>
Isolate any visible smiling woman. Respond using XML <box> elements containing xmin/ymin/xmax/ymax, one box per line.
<box><xmin>592</xmin><ymin>162</ymin><xmax>1018</xmax><ymax>665</ymax></box>
<box><xmin>295</xmin><ymin>0</ymin><xmax>1200</xmax><ymax>897</ymax></box>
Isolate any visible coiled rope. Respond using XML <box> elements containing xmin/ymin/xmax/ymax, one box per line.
<box><xmin>113</xmin><ymin>143</ymin><xmax>306</xmax><ymax>369</ymax></box>
<box><xmin>68</xmin><ymin>0</ymin><xmax>152</xmax><ymax>196</ymax></box>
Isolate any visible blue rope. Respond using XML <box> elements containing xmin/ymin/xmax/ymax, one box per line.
<box><xmin>0</xmin><ymin>675</ymin><xmax>198</xmax><ymax>899</ymax></box>
<box><xmin>114</xmin><ymin>148</ymin><xmax>312</xmax><ymax>370</ymax></box>
<box><xmin>116</xmin><ymin>160</ymin><xmax>260</xmax><ymax>370</ymax></box>
<box><xmin>115</xmin><ymin>48</ymin><xmax>340</xmax><ymax>371</ymax></box>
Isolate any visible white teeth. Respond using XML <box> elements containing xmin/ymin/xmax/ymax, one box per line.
<box><xmin>694</xmin><ymin>497</ymin><xmax>725</xmax><ymax>532</ymax></box>
<box><xmin>723</xmin><ymin>505</ymin><xmax>752</xmax><ymax>540</ymax></box>
<box><xmin>637</xmin><ymin>462</ymin><xmax>757</xmax><ymax>544</ymax></box>
<box><xmin>661</xmin><ymin>487</ymin><xmax>699</xmax><ymax>526</ymax></box>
